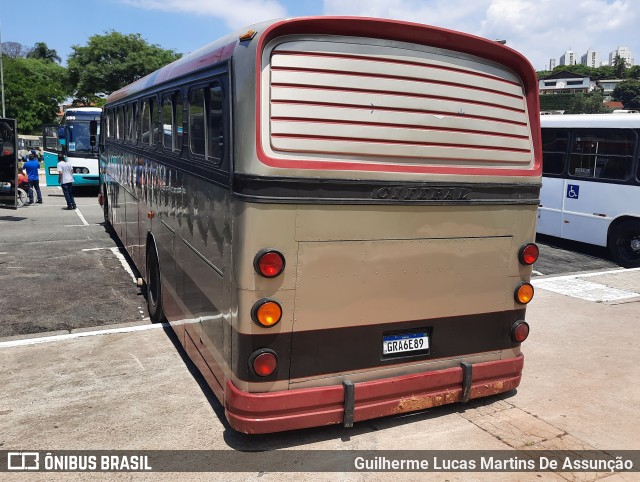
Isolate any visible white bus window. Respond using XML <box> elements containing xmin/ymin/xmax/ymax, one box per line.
<box><xmin>541</xmin><ymin>129</ymin><xmax>568</xmax><ymax>175</ymax></box>
<box><xmin>569</xmin><ymin>129</ymin><xmax>635</xmax><ymax>180</ymax></box>
<box><xmin>542</xmin><ymin>153</ymin><xmax>566</xmax><ymax>175</ymax></box>
<box><xmin>189</xmin><ymin>88</ymin><xmax>206</xmax><ymax>156</ymax></box>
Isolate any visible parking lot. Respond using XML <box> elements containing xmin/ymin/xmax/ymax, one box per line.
<box><xmin>0</xmin><ymin>185</ymin><xmax>148</xmax><ymax>337</ymax></box>
<box><xmin>1</xmin><ymin>184</ymin><xmax>640</xmax><ymax>481</ymax></box>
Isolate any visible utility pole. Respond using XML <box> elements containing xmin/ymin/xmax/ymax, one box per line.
<box><xmin>0</xmin><ymin>25</ymin><xmax>5</xmax><ymax>118</ymax></box>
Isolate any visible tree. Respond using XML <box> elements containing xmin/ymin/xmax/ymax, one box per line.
<box><xmin>1</xmin><ymin>41</ymin><xmax>29</xmax><ymax>59</ymax></box>
<box><xmin>627</xmin><ymin>65</ymin><xmax>640</xmax><ymax>80</ymax></box>
<box><xmin>67</xmin><ymin>31</ymin><xmax>181</xmax><ymax>104</ymax></box>
<box><xmin>2</xmin><ymin>57</ymin><xmax>71</xmax><ymax>132</ymax></box>
<box><xmin>26</xmin><ymin>42</ymin><xmax>61</xmax><ymax>63</ymax></box>
<box><xmin>612</xmin><ymin>80</ymin><xmax>640</xmax><ymax>109</ymax></box>
<box><xmin>611</xmin><ymin>54</ymin><xmax>627</xmax><ymax>79</ymax></box>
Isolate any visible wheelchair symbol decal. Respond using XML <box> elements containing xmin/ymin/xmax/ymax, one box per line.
<box><xmin>567</xmin><ymin>184</ymin><xmax>579</xmax><ymax>199</ymax></box>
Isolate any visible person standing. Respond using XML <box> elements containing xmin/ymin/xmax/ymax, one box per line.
<box><xmin>22</xmin><ymin>150</ymin><xmax>43</xmax><ymax>204</ymax></box>
<box><xmin>57</xmin><ymin>153</ymin><xmax>76</xmax><ymax>210</ymax></box>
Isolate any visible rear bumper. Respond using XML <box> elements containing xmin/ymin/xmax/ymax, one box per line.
<box><xmin>225</xmin><ymin>354</ymin><xmax>524</xmax><ymax>434</ymax></box>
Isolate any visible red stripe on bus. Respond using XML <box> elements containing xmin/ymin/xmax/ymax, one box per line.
<box><xmin>271</xmin><ymin>117</ymin><xmax>531</xmax><ymax>140</ymax></box>
<box><xmin>225</xmin><ymin>354</ymin><xmax>524</xmax><ymax>434</ymax></box>
<box><xmin>274</xmin><ymin>49</ymin><xmax>522</xmax><ymax>87</ymax></box>
<box><xmin>271</xmin><ymin>83</ymin><xmax>526</xmax><ymax>114</ymax></box>
<box><xmin>271</xmin><ymin>133</ymin><xmax>532</xmax><ymax>154</ymax></box>
<box><xmin>271</xmin><ymin>65</ymin><xmax>524</xmax><ymax>100</ymax></box>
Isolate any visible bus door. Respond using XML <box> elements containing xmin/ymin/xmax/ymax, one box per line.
<box><xmin>42</xmin><ymin>124</ymin><xmax>62</xmax><ymax>186</ymax></box>
<box><xmin>537</xmin><ymin>176</ymin><xmax>564</xmax><ymax>238</ymax></box>
<box><xmin>0</xmin><ymin>118</ymin><xmax>18</xmax><ymax>209</ymax></box>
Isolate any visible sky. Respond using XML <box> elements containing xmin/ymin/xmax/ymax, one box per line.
<box><xmin>1</xmin><ymin>0</ymin><xmax>639</xmax><ymax>72</ymax></box>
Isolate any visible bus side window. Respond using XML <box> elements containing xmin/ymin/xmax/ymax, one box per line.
<box><xmin>162</xmin><ymin>93</ymin><xmax>173</xmax><ymax>150</ymax></box>
<box><xmin>189</xmin><ymin>87</ymin><xmax>206</xmax><ymax>157</ymax></box>
<box><xmin>175</xmin><ymin>92</ymin><xmax>183</xmax><ymax>152</ymax></box>
<box><xmin>208</xmin><ymin>82</ymin><xmax>224</xmax><ymax>164</ymax></box>
<box><xmin>573</xmin><ymin>129</ymin><xmax>636</xmax><ymax>181</ymax></box>
<box><xmin>141</xmin><ymin>99</ymin><xmax>151</xmax><ymax>145</ymax></box>
<box><xmin>151</xmin><ymin>97</ymin><xmax>159</xmax><ymax>146</ymax></box>
<box><xmin>116</xmin><ymin>107</ymin><xmax>124</xmax><ymax>141</ymax></box>
<box><xmin>541</xmin><ymin>128</ymin><xmax>568</xmax><ymax>176</ymax></box>
<box><xmin>542</xmin><ymin>152</ymin><xmax>565</xmax><ymax>175</ymax></box>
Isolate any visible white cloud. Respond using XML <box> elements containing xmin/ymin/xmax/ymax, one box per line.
<box><xmin>120</xmin><ymin>0</ymin><xmax>287</xmax><ymax>30</ymax></box>
<box><xmin>322</xmin><ymin>0</ymin><xmax>640</xmax><ymax>71</ymax></box>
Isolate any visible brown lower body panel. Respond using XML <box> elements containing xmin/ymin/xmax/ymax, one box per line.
<box><xmin>225</xmin><ymin>353</ymin><xmax>524</xmax><ymax>434</ymax></box>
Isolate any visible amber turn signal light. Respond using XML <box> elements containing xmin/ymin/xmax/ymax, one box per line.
<box><xmin>251</xmin><ymin>299</ymin><xmax>282</xmax><ymax>327</ymax></box>
<box><xmin>514</xmin><ymin>282</ymin><xmax>534</xmax><ymax>304</ymax></box>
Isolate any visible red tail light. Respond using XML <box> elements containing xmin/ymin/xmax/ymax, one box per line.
<box><xmin>254</xmin><ymin>249</ymin><xmax>285</xmax><ymax>278</ymax></box>
<box><xmin>511</xmin><ymin>321</ymin><xmax>530</xmax><ymax>343</ymax></box>
<box><xmin>519</xmin><ymin>243</ymin><xmax>539</xmax><ymax>265</ymax></box>
<box><xmin>250</xmin><ymin>350</ymin><xmax>278</xmax><ymax>377</ymax></box>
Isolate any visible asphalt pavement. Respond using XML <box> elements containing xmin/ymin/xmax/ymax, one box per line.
<box><xmin>0</xmin><ymin>181</ymin><xmax>148</xmax><ymax>337</ymax></box>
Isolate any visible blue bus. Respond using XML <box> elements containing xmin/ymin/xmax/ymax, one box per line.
<box><xmin>43</xmin><ymin>107</ymin><xmax>102</xmax><ymax>187</ymax></box>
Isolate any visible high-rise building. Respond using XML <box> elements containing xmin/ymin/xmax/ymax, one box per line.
<box><xmin>609</xmin><ymin>47</ymin><xmax>634</xmax><ymax>67</ymax></box>
<box><xmin>549</xmin><ymin>58</ymin><xmax>557</xmax><ymax>70</ymax></box>
<box><xmin>581</xmin><ymin>50</ymin><xmax>599</xmax><ymax>68</ymax></box>
<box><xmin>560</xmin><ymin>50</ymin><xmax>576</xmax><ymax>66</ymax></box>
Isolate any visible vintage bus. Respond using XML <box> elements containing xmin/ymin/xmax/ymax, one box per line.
<box><xmin>43</xmin><ymin>107</ymin><xmax>102</xmax><ymax>187</ymax></box>
<box><xmin>539</xmin><ymin>113</ymin><xmax>640</xmax><ymax>267</ymax></box>
<box><xmin>100</xmin><ymin>17</ymin><xmax>541</xmax><ymax>433</ymax></box>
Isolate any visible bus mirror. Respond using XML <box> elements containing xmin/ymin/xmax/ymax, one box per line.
<box><xmin>89</xmin><ymin>120</ymin><xmax>98</xmax><ymax>136</ymax></box>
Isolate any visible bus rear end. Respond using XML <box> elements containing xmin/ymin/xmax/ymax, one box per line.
<box><xmin>226</xmin><ymin>18</ymin><xmax>541</xmax><ymax>433</ymax></box>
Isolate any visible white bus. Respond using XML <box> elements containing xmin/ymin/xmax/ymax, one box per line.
<box><xmin>538</xmin><ymin>113</ymin><xmax>640</xmax><ymax>267</ymax></box>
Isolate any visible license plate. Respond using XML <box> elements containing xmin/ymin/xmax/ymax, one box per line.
<box><xmin>383</xmin><ymin>332</ymin><xmax>429</xmax><ymax>355</ymax></box>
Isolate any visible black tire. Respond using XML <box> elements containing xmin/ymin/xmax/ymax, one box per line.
<box><xmin>146</xmin><ymin>246</ymin><xmax>165</xmax><ymax>323</ymax></box>
<box><xmin>101</xmin><ymin>186</ymin><xmax>109</xmax><ymax>222</ymax></box>
<box><xmin>608</xmin><ymin>220</ymin><xmax>640</xmax><ymax>268</ymax></box>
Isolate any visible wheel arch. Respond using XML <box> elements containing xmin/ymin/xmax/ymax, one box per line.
<box><xmin>607</xmin><ymin>215</ymin><xmax>640</xmax><ymax>245</ymax></box>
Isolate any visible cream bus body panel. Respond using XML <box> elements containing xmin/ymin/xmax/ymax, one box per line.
<box><xmin>229</xmin><ymin>201</ymin><xmax>536</xmax><ymax>391</ymax></box>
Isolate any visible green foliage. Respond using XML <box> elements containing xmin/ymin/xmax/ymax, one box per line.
<box><xmin>67</xmin><ymin>31</ymin><xmax>181</xmax><ymax>104</ymax></box>
<box><xmin>537</xmin><ymin>64</ymin><xmax>616</xmax><ymax>81</ymax></box>
<box><xmin>627</xmin><ymin>65</ymin><xmax>640</xmax><ymax>80</ymax></box>
<box><xmin>612</xmin><ymin>80</ymin><xmax>640</xmax><ymax>109</ymax></box>
<box><xmin>539</xmin><ymin>92</ymin><xmax>611</xmax><ymax>114</ymax></box>
<box><xmin>611</xmin><ymin>55</ymin><xmax>627</xmax><ymax>78</ymax></box>
<box><xmin>26</xmin><ymin>42</ymin><xmax>61</xmax><ymax>63</ymax></box>
<box><xmin>2</xmin><ymin>57</ymin><xmax>71</xmax><ymax>132</ymax></box>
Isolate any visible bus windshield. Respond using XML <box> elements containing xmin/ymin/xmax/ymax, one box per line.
<box><xmin>66</xmin><ymin>120</ymin><xmax>94</xmax><ymax>154</ymax></box>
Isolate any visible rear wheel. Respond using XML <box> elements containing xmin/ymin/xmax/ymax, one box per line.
<box><xmin>101</xmin><ymin>186</ymin><xmax>109</xmax><ymax>222</ymax></box>
<box><xmin>146</xmin><ymin>245</ymin><xmax>165</xmax><ymax>323</ymax></box>
<box><xmin>608</xmin><ymin>220</ymin><xmax>640</xmax><ymax>268</ymax></box>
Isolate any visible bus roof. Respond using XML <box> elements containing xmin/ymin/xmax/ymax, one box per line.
<box><xmin>540</xmin><ymin>113</ymin><xmax>640</xmax><ymax>129</ymax></box>
<box><xmin>106</xmin><ymin>16</ymin><xmax>538</xmax><ymax>105</ymax></box>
